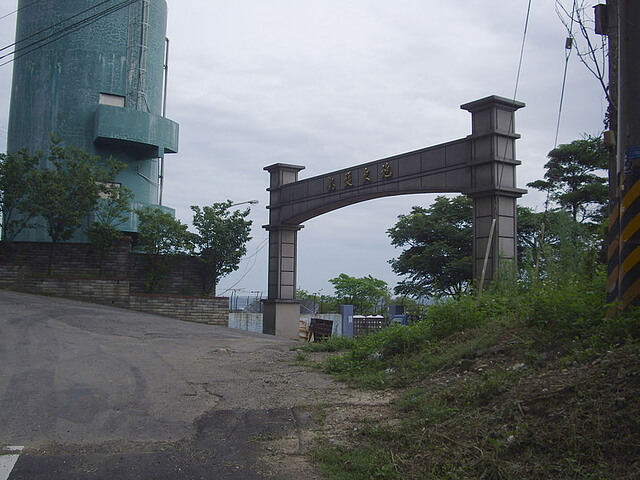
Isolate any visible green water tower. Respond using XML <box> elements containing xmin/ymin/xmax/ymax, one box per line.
<box><xmin>7</xmin><ymin>0</ymin><xmax>179</xmax><ymax>241</ymax></box>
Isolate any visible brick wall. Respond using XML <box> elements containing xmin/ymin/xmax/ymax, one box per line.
<box><xmin>2</xmin><ymin>238</ymin><xmax>131</xmax><ymax>278</ymax></box>
<box><xmin>1</xmin><ymin>239</ymin><xmax>206</xmax><ymax>295</ymax></box>
<box><xmin>0</xmin><ymin>264</ymin><xmax>29</xmax><ymax>286</ymax></box>
<box><xmin>128</xmin><ymin>252</ymin><xmax>205</xmax><ymax>296</ymax></box>
<box><xmin>128</xmin><ymin>294</ymin><xmax>228</xmax><ymax>325</ymax></box>
<box><xmin>0</xmin><ymin>241</ymin><xmax>229</xmax><ymax>326</ymax></box>
<box><xmin>14</xmin><ymin>277</ymin><xmax>130</xmax><ymax>305</ymax></box>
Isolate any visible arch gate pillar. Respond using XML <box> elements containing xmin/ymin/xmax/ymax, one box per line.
<box><xmin>262</xmin><ymin>164</ymin><xmax>305</xmax><ymax>338</ymax></box>
<box><xmin>263</xmin><ymin>96</ymin><xmax>525</xmax><ymax>338</ymax></box>
<box><xmin>461</xmin><ymin>97</ymin><xmax>525</xmax><ymax>283</ymax></box>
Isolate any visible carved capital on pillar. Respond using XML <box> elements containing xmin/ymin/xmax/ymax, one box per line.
<box><xmin>264</xmin><ymin>163</ymin><xmax>305</xmax><ymax>189</ymax></box>
<box><xmin>264</xmin><ymin>163</ymin><xmax>305</xmax><ymax>227</ymax></box>
<box><xmin>461</xmin><ymin>95</ymin><xmax>525</xmax><ymax>138</ymax></box>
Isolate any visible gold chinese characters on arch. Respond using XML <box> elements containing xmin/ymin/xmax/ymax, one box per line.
<box><xmin>327</xmin><ymin>163</ymin><xmax>393</xmax><ymax>192</ymax></box>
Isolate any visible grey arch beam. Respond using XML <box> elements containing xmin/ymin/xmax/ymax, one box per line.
<box><xmin>263</xmin><ymin>95</ymin><xmax>526</xmax><ymax>338</ymax></box>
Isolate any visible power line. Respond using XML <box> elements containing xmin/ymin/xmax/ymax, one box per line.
<box><xmin>0</xmin><ymin>0</ymin><xmax>140</xmax><ymax>67</ymax></box>
<box><xmin>0</xmin><ymin>0</ymin><xmax>116</xmax><ymax>54</ymax></box>
<box><xmin>534</xmin><ymin>0</ymin><xmax>580</xmax><ymax>283</ymax></box>
<box><xmin>219</xmin><ymin>237</ymin><xmax>269</xmax><ymax>295</ymax></box>
<box><xmin>481</xmin><ymin>0</ymin><xmax>533</xmax><ymax>288</ymax></box>
<box><xmin>554</xmin><ymin>43</ymin><xmax>572</xmax><ymax>148</ymax></box>
<box><xmin>496</xmin><ymin>0</ymin><xmax>533</xmax><ymax>193</ymax></box>
<box><xmin>553</xmin><ymin>0</ymin><xmax>579</xmax><ymax>148</ymax></box>
<box><xmin>0</xmin><ymin>0</ymin><xmax>43</xmax><ymax>21</ymax></box>
<box><xmin>0</xmin><ymin>0</ymin><xmax>138</xmax><ymax>64</ymax></box>
<box><xmin>512</xmin><ymin>0</ymin><xmax>533</xmax><ymax>105</ymax></box>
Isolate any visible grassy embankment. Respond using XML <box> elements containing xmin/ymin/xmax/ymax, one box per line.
<box><xmin>301</xmin><ymin>274</ymin><xmax>640</xmax><ymax>479</ymax></box>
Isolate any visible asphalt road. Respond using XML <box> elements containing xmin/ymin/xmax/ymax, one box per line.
<box><xmin>0</xmin><ymin>290</ymin><xmax>348</xmax><ymax>479</ymax></box>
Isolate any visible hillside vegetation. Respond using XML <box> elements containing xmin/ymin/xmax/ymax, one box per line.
<box><xmin>303</xmin><ymin>274</ymin><xmax>640</xmax><ymax>479</ymax></box>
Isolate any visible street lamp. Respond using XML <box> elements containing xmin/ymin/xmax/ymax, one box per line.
<box><xmin>230</xmin><ymin>200</ymin><xmax>259</xmax><ymax>207</ymax></box>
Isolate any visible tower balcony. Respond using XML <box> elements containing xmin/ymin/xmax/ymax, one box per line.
<box><xmin>93</xmin><ymin>104</ymin><xmax>179</xmax><ymax>157</ymax></box>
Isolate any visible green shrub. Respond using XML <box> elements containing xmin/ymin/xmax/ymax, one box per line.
<box><xmin>598</xmin><ymin>308</ymin><xmax>640</xmax><ymax>342</ymax></box>
<box><xmin>524</xmin><ymin>275</ymin><xmax>606</xmax><ymax>337</ymax></box>
<box><xmin>424</xmin><ymin>295</ymin><xmax>489</xmax><ymax>340</ymax></box>
<box><xmin>324</xmin><ymin>296</ymin><xmax>494</xmax><ymax>383</ymax></box>
<box><xmin>301</xmin><ymin>335</ymin><xmax>356</xmax><ymax>352</ymax></box>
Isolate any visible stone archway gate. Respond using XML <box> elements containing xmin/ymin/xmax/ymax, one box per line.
<box><xmin>263</xmin><ymin>95</ymin><xmax>526</xmax><ymax>338</ymax></box>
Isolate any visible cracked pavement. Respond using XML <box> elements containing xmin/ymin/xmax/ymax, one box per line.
<box><xmin>0</xmin><ymin>290</ymin><xmax>354</xmax><ymax>479</ymax></box>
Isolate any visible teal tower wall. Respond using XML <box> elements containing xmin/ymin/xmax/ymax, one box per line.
<box><xmin>7</xmin><ymin>0</ymin><xmax>179</xmax><ymax>242</ymax></box>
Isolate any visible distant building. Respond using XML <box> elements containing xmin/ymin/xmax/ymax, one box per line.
<box><xmin>7</xmin><ymin>0</ymin><xmax>179</xmax><ymax>241</ymax></box>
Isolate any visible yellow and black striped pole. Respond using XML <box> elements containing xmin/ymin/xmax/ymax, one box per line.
<box><xmin>619</xmin><ymin>162</ymin><xmax>640</xmax><ymax>309</ymax></box>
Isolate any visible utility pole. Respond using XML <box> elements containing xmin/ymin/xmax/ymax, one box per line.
<box><xmin>602</xmin><ymin>0</ymin><xmax>640</xmax><ymax>309</ymax></box>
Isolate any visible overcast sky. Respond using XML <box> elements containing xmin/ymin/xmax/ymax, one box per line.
<box><xmin>0</xmin><ymin>0</ymin><xmax>608</xmax><ymax>298</ymax></box>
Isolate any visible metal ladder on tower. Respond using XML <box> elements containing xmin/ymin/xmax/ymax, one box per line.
<box><xmin>126</xmin><ymin>0</ymin><xmax>150</xmax><ymax>112</ymax></box>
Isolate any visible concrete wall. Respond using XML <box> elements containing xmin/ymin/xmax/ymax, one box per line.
<box><xmin>228</xmin><ymin>312</ymin><xmax>263</xmax><ymax>333</ymax></box>
<box><xmin>229</xmin><ymin>312</ymin><xmax>343</xmax><ymax>337</ymax></box>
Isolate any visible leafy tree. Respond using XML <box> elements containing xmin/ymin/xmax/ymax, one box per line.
<box><xmin>297</xmin><ymin>288</ymin><xmax>341</xmax><ymax>314</ymax></box>
<box><xmin>32</xmin><ymin>140</ymin><xmax>122</xmax><ymax>243</ymax></box>
<box><xmin>388</xmin><ymin>195</ymin><xmax>473</xmax><ymax>298</ymax></box>
<box><xmin>136</xmin><ymin>207</ymin><xmax>192</xmax><ymax>293</ymax></box>
<box><xmin>87</xmin><ymin>182</ymin><xmax>134</xmax><ymax>276</ymax></box>
<box><xmin>527</xmin><ymin>136</ymin><xmax>608</xmax><ymax>224</ymax></box>
<box><xmin>515</xmin><ymin>205</ymin><xmax>543</xmax><ymax>271</ymax></box>
<box><xmin>191</xmin><ymin>201</ymin><xmax>252</xmax><ymax>296</ymax></box>
<box><xmin>91</xmin><ymin>182</ymin><xmax>134</xmax><ymax>230</ymax></box>
<box><xmin>516</xmin><ymin>206</ymin><xmax>576</xmax><ymax>273</ymax></box>
<box><xmin>525</xmin><ymin>136</ymin><xmax>608</xmax><ymax>282</ymax></box>
<box><xmin>0</xmin><ymin>149</ymin><xmax>40</xmax><ymax>244</ymax></box>
<box><xmin>329</xmin><ymin>273</ymin><xmax>390</xmax><ymax>315</ymax></box>
<box><xmin>519</xmin><ymin>207</ymin><xmax>602</xmax><ymax>283</ymax></box>
<box><xmin>30</xmin><ymin>139</ymin><xmax>124</xmax><ymax>273</ymax></box>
